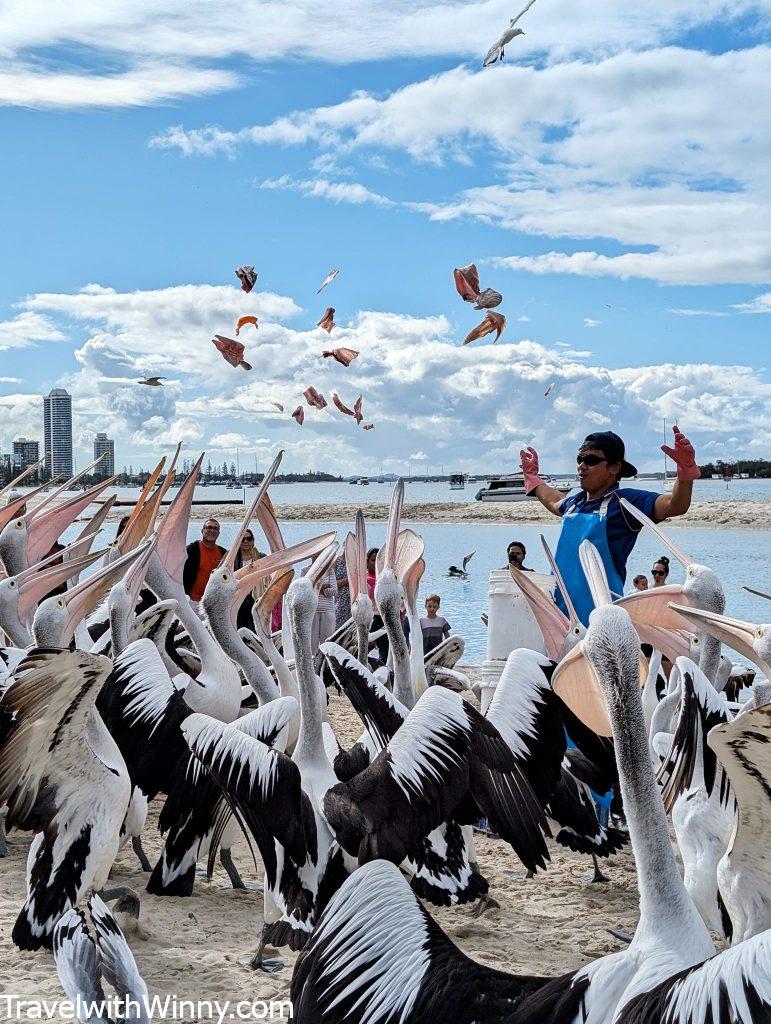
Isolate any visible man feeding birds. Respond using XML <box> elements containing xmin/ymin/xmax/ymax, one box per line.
<box><xmin>520</xmin><ymin>427</ymin><xmax>700</xmax><ymax>625</ymax></box>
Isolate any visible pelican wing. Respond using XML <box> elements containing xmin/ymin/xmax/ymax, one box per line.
<box><xmin>0</xmin><ymin>648</ymin><xmax>112</xmax><ymax>830</ymax></box>
<box><xmin>549</xmin><ymin>768</ymin><xmax>628</xmax><ymax>859</ymax></box>
<box><xmin>233</xmin><ymin>696</ymin><xmax>298</xmax><ymax>752</ymax></box>
<box><xmin>89</xmin><ymin>895</ymin><xmax>149</xmax><ymax>1019</ymax></box>
<box><xmin>182</xmin><ymin>714</ymin><xmax>317</xmax><ymax>888</ymax></box>
<box><xmin>320</xmin><ymin>641</ymin><xmax>408</xmax><ymax>749</ymax></box>
<box><xmin>708</xmin><ymin>703</ymin><xmax>771</xmax><ymax>864</ymax></box>
<box><xmin>323</xmin><ymin>687</ymin><xmax>476</xmax><ymax>865</ymax></box>
<box><xmin>53</xmin><ymin>908</ymin><xmax>107</xmax><ymax>1012</ymax></box>
<box><xmin>617</xmin><ymin>929</ymin><xmax>771</xmax><ymax>1023</ymax></box>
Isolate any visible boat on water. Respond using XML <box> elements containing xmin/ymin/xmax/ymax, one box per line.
<box><xmin>475</xmin><ymin>473</ymin><xmax>573</xmax><ymax>502</ymax></box>
<box><xmin>449</xmin><ymin>473</ymin><xmax>465</xmax><ymax>490</ymax></box>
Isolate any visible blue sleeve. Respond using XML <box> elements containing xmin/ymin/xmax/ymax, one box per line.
<box><xmin>617</xmin><ymin>488</ymin><xmax>659</xmax><ymax>530</ymax></box>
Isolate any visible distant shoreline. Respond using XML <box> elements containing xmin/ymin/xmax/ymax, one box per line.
<box><xmin>98</xmin><ymin>498</ymin><xmax>771</xmax><ymax>529</ymax></box>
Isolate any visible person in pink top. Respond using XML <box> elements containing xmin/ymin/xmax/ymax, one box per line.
<box><xmin>366</xmin><ymin>547</ymin><xmax>389</xmax><ymax>665</ymax></box>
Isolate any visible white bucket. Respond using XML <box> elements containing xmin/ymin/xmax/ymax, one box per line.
<box><xmin>481</xmin><ymin>569</ymin><xmax>553</xmax><ymax>695</ymax></box>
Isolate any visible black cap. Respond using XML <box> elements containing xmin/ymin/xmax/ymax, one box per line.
<box><xmin>579</xmin><ymin>431</ymin><xmax>637</xmax><ymax>478</ymax></box>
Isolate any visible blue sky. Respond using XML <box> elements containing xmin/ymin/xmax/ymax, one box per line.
<box><xmin>0</xmin><ymin>1</ymin><xmax>769</xmax><ymax>477</ymax></box>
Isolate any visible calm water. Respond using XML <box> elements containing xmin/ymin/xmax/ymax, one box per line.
<box><xmin>23</xmin><ymin>476</ymin><xmax>771</xmax><ymax>507</ymax></box>
<box><xmin>67</xmin><ymin>517</ymin><xmax>771</xmax><ymax>664</ymax></box>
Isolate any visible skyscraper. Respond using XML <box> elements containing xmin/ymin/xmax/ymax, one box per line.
<box><xmin>12</xmin><ymin>437</ymin><xmax>40</xmax><ymax>472</ymax></box>
<box><xmin>93</xmin><ymin>432</ymin><xmax>115</xmax><ymax>477</ymax></box>
<box><xmin>43</xmin><ymin>388</ymin><xmax>73</xmax><ymax>479</ymax></box>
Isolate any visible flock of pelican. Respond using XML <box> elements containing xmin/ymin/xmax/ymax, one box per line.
<box><xmin>0</xmin><ymin>449</ymin><xmax>769</xmax><ymax>1023</ymax></box>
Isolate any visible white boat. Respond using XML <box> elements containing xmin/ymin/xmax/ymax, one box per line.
<box><xmin>360</xmin><ymin>477</ymin><xmax>370</xmax><ymax>486</ymax></box>
<box><xmin>475</xmin><ymin>473</ymin><xmax>572</xmax><ymax>502</ymax></box>
<box><xmin>449</xmin><ymin>473</ymin><xmax>465</xmax><ymax>490</ymax></box>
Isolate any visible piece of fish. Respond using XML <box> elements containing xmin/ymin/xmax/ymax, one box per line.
<box><xmin>212</xmin><ymin>335</ymin><xmax>252</xmax><ymax>370</ymax></box>
<box><xmin>463</xmin><ymin>311</ymin><xmax>506</xmax><ymax>345</ymax></box>
<box><xmin>322</xmin><ymin>347</ymin><xmax>359</xmax><ymax>367</ymax></box>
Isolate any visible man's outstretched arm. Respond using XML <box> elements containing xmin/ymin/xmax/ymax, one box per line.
<box><xmin>654</xmin><ymin>426</ymin><xmax>700</xmax><ymax>521</ymax></box>
<box><xmin>520</xmin><ymin>446</ymin><xmax>567</xmax><ymax>516</ymax></box>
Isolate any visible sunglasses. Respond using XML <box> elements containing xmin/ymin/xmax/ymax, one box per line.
<box><xmin>651</xmin><ymin>569</ymin><xmax>666</xmax><ymax>577</ymax></box>
<box><xmin>576</xmin><ymin>454</ymin><xmax>608</xmax><ymax>467</ymax></box>
<box><xmin>242</xmin><ymin>535</ymin><xmax>254</xmax><ymax>542</ymax></box>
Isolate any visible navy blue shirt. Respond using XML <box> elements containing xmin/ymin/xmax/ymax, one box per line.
<box><xmin>559</xmin><ymin>484</ymin><xmax>659</xmax><ymax>585</ymax></box>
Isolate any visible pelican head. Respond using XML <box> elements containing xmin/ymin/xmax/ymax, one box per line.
<box><xmin>669</xmin><ymin>604</ymin><xmax>771</xmax><ymax>680</ymax></box>
<box><xmin>583</xmin><ymin>604</ymin><xmax>645</xmax><ymax>726</ymax></box>
<box><xmin>108</xmin><ymin>535</ymin><xmax>158</xmax><ymax>653</ymax></box>
<box><xmin>32</xmin><ymin>541</ymin><xmax>151</xmax><ymax>648</ymax></box>
<box><xmin>346</xmin><ymin>509</ymin><xmax>373</xmax><ymax>629</ymax></box>
<box><xmin>286</xmin><ymin>541</ymin><xmax>339</xmax><ymax>636</ymax></box>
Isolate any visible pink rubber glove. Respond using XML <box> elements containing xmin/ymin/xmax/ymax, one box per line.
<box><xmin>661</xmin><ymin>426</ymin><xmax>700</xmax><ymax>481</ymax></box>
<box><xmin>520</xmin><ymin>446</ymin><xmax>545</xmax><ymax>494</ymax></box>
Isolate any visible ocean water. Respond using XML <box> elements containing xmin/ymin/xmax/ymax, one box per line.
<box><xmin>69</xmin><ymin>517</ymin><xmax>771</xmax><ymax>664</ymax></box>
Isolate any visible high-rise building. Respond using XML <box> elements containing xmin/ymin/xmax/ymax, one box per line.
<box><xmin>43</xmin><ymin>388</ymin><xmax>73</xmax><ymax>479</ymax></box>
<box><xmin>12</xmin><ymin>437</ymin><xmax>40</xmax><ymax>472</ymax></box>
<box><xmin>93</xmin><ymin>432</ymin><xmax>115</xmax><ymax>477</ymax></box>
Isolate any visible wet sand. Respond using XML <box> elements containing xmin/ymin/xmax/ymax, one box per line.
<box><xmin>105</xmin><ymin>499</ymin><xmax>771</xmax><ymax>529</ymax></box>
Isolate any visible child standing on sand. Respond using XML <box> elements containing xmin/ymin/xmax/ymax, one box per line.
<box><xmin>420</xmin><ymin>594</ymin><xmax>451</xmax><ymax>655</ymax></box>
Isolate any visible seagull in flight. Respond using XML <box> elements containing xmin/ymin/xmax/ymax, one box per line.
<box><xmin>138</xmin><ymin>376</ymin><xmax>166</xmax><ymax>387</ymax></box>
<box><xmin>483</xmin><ymin>0</ymin><xmax>539</xmax><ymax>67</ymax></box>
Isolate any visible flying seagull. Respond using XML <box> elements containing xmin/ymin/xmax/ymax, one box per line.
<box><xmin>483</xmin><ymin>0</ymin><xmax>538</xmax><ymax>67</ymax></box>
<box><xmin>138</xmin><ymin>376</ymin><xmax>166</xmax><ymax>387</ymax></box>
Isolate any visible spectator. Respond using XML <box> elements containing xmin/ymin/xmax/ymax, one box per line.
<box><xmin>651</xmin><ymin>556</ymin><xmax>670</xmax><ymax>588</ymax></box>
<box><xmin>234</xmin><ymin>530</ymin><xmax>267</xmax><ymax>630</ymax></box>
<box><xmin>312</xmin><ymin>559</ymin><xmax>337</xmax><ymax>651</ymax></box>
<box><xmin>420</xmin><ymin>594</ymin><xmax>451</xmax><ymax>655</ymax></box>
<box><xmin>183</xmin><ymin>519</ymin><xmax>227</xmax><ymax>616</ymax></box>
<box><xmin>333</xmin><ymin>554</ymin><xmax>351</xmax><ymax>629</ymax></box>
<box><xmin>505</xmin><ymin>540</ymin><xmax>533</xmax><ymax>571</ymax></box>
<box><xmin>632</xmin><ymin>573</ymin><xmax>649</xmax><ymax>592</ymax></box>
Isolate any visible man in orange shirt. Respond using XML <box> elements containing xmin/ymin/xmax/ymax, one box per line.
<box><xmin>183</xmin><ymin>519</ymin><xmax>227</xmax><ymax>616</ymax></box>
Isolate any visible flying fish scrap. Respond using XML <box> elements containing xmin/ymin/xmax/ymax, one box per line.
<box><xmin>474</xmin><ymin>288</ymin><xmax>503</xmax><ymax>310</ymax></box>
<box><xmin>317</xmin><ymin>269</ymin><xmax>340</xmax><ymax>294</ymax></box>
<box><xmin>304</xmin><ymin>386</ymin><xmax>328</xmax><ymax>410</ymax></box>
<box><xmin>544</xmin><ymin>382</ymin><xmax>555</xmax><ymax>398</ymax></box>
<box><xmin>353</xmin><ymin>394</ymin><xmax>364</xmax><ymax>425</ymax></box>
<box><xmin>362</xmin><ymin>423</ymin><xmax>374</xmax><ymax>430</ymax></box>
<box><xmin>138</xmin><ymin>376</ymin><xmax>165</xmax><ymax>387</ymax></box>
<box><xmin>235</xmin><ymin>266</ymin><xmax>257</xmax><ymax>293</ymax></box>
<box><xmin>212</xmin><ymin>335</ymin><xmax>252</xmax><ymax>370</ymax></box>
<box><xmin>332</xmin><ymin>393</ymin><xmax>355</xmax><ymax>418</ymax></box>
<box><xmin>322</xmin><ymin>347</ymin><xmax>358</xmax><ymax>367</ymax></box>
<box><xmin>292</xmin><ymin>406</ymin><xmax>305</xmax><ymax>425</ymax></box>
<box><xmin>235</xmin><ymin>315</ymin><xmax>258</xmax><ymax>336</ymax></box>
<box><xmin>453</xmin><ymin>263</ymin><xmax>502</xmax><ymax>309</ymax></box>
<box><xmin>271</xmin><ymin>402</ymin><xmax>284</xmax><ymax>412</ymax></box>
<box><xmin>463</xmin><ymin>311</ymin><xmax>506</xmax><ymax>345</ymax></box>
<box><xmin>317</xmin><ymin>307</ymin><xmax>335</xmax><ymax>333</ymax></box>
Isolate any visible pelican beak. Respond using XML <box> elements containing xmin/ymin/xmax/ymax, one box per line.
<box><xmin>669</xmin><ymin>604</ymin><xmax>769</xmax><ymax>671</ymax></box>
<box><xmin>16</xmin><ymin>548</ymin><xmax>105</xmax><ymax>624</ymax></box>
<box><xmin>392</xmin><ymin>528</ymin><xmax>425</xmax><ymax>583</ymax></box>
<box><xmin>0</xmin><ymin>456</ymin><xmax>47</xmax><ymax>502</ymax></box>
<box><xmin>344</xmin><ymin>509</ymin><xmax>367</xmax><ymax>600</ymax></box>
<box><xmin>0</xmin><ymin>479</ymin><xmax>54</xmax><ymax>535</ymax></box>
<box><xmin>541</xmin><ymin>534</ymin><xmax>581</xmax><ymax>630</ymax></box>
<box><xmin>123</xmin><ymin>535</ymin><xmax>158</xmax><ymax>607</ymax></box>
<box><xmin>116</xmin><ymin>484</ymin><xmax>164</xmax><ymax>556</ymax></box>
<box><xmin>254</xmin><ymin>568</ymin><xmax>294</xmax><ymax>635</ymax></box>
<box><xmin>117</xmin><ymin>456</ymin><xmax>166</xmax><ymax>542</ymax></box>
<box><xmin>232</xmin><ymin>531</ymin><xmax>338</xmax><ymax>608</ymax></box>
<box><xmin>635</xmin><ymin>622</ymin><xmax>693</xmax><ymax>663</ymax></box>
<box><xmin>578</xmin><ymin>540</ymin><xmax>613</xmax><ymax>607</ymax></box>
<box><xmin>378</xmin><ymin>479</ymin><xmax>405</xmax><ymax>574</ymax></box>
<box><xmin>57</xmin><ymin>540</ymin><xmax>152</xmax><ymax>644</ymax></box>
<box><xmin>27</xmin><ymin>454</ymin><xmax>110</xmax><ymax>521</ymax></box>
<box><xmin>553</xmin><ymin>640</ymin><xmax>648</xmax><ymax>738</ymax></box>
<box><xmin>401</xmin><ymin>556</ymin><xmax>425</xmax><ymax>611</ymax></box>
<box><xmin>510</xmin><ymin>564</ymin><xmax>569</xmax><ymax>662</ymax></box>
<box><xmin>744</xmin><ymin>586</ymin><xmax>771</xmax><ymax>603</ymax></box>
<box><xmin>255</xmin><ymin>493</ymin><xmax>286</xmax><ymax>553</ymax></box>
<box><xmin>617</xmin><ymin>495</ymin><xmax>693</xmax><ymax>571</ymax></box>
<box><xmin>618</xmin><ymin>584</ymin><xmax>694</xmax><ymax>631</ymax></box>
<box><xmin>306</xmin><ymin>541</ymin><xmax>340</xmax><ymax>589</ymax></box>
<box><xmin>26</xmin><ymin>475</ymin><xmax>118</xmax><ymax>566</ymax></box>
<box><xmin>222</xmin><ymin>450</ymin><xmax>284</xmax><ymax>573</ymax></box>
<box><xmin>75</xmin><ymin>494</ymin><xmax>116</xmax><ymax>552</ymax></box>
<box><xmin>155</xmin><ymin>454</ymin><xmax>204</xmax><ymax>584</ymax></box>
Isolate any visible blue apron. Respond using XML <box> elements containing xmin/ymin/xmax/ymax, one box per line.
<box><xmin>554</xmin><ymin>492</ymin><xmax>624</xmax><ymax>628</ymax></box>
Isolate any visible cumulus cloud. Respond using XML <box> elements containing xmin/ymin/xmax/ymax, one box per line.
<box><xmin>0</xmin><ymin>393</ymin><xmax>43</xmax><ymax>453</ymax></box>
<box><xmin>583</xmin><ymin>318</ymin><xmax>601</xmax><ymax>328</ymax></box>
<box><xmin>0</xmin><ymin>311</ymin><xmax>67</xmax><ymax>350</ymax></box>
<box><xmin>733</xmin><ymin>292</ymin><xmax>771</xmax><ymax>314</ymax></box>
<box><xmin>259</xmin><ymin>176</ymin><xmax>395</xmax><ymax>207</ymax></box>
<box><xmin>209</xmin><ymin>431</ymin><xmax>254</xmax><ymax>449</ymax></box>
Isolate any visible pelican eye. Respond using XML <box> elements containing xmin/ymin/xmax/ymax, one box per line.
<box><xmin>8</xmin><ymin>579</ymin><xmax>16</xmax><ymax>588</ymax></box>
<box><xmin>221</xmin><ymin>570</ymin><xmax>231</xmax><ymax>583</ymax></box>
<box><xmin>687</xmin><ymin>568</ymin><xmax>695</xmax><ymax>578</ymax></box>
<box><xmin>758</xmin><ymin>626</ymin><xmax>765</xmax><ymax>639</ymax></box>
<box><xmin>56</xmin><ymin>597</ymin><xmax>66</xmax><ymax>609</ymax></box>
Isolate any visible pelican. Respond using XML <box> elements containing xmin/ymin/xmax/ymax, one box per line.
<box><xmin>344</xmin><ymin>510</ymin><xmax>373</xmax><ymax>665</ymax></box>
<box><xmin>290</xmin><ymin>605</ymin><xmax>771</xmax><ymax>1024</ymax></box>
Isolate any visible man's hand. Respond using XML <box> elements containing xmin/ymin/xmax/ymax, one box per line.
<box><xmin>661</xmin><ymin>425</ymin><xmax>700</xmax><ymax>481</ymax></box>
<box><xmin>520</xmin><ymin>446</ymin><xmax>544</xmax><ymax>495</ymax></box>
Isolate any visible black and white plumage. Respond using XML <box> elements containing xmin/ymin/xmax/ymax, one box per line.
<box><xmin>708</xmin><ymin>702</ymin><xmax>771</xmax><ymax>943</ymax></box>
<box><xmin>546</xmin><ymin>766</ymin><xmax>628</xmax><ymax>860</ymax></box>
<box><xmin>0</xmin><ymin>648</ymin><xmax>130</xmax><ymax>950</ymax></box>
<box><xmin>54</xmin><ymin>894</ymin><xmax>149</xmax><ymax>1023</ymax></box>
<box><xmin>448</xmin><ymin>551</ymin><xmax>475</xmax><ymax>577</ymax></box>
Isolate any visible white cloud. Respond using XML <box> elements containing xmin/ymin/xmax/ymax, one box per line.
<box><xmin>410</xmin><ymin>451</ymin><xmax>429</xmax><ymax>460</ymax></box>
<box><xmin>259</xmin><ymin>175</ymin><xmax>395</xmax><ymax>207</ymax></box>
<box><xmin>668</xmin><ymin>308</ymin><xmax>730</xmax><ymax>317</ymax></box>
<box><xmin>517</xmin><ymin>314</ymin><xmax>530</xmax><ymax>322</ymax></box>
<box><xmin>0</xmin><ymin>377</ymin><xmax>22</xmax><ymax>383</ymax></box>
<box><xmin>0</xmin><ymin>311</ymin><xmax>67</xmax><ymax>350</ymax></box>
<box><xmin>583</xmin><ymin>317</ymin><xmax>601</xmax><ymax>327</ymax></box>
<box><xmin>0</xmin><ymin>393</ymin><xmax>43</xmax><ymax>453</ymax></box>
<box><xmin>733</xmin><ymin>292</ymin><xmax>771</xmax><ymax>314</ymax></box>
<box><xmin>209</xmin><ymin>431</ymin><xmax>253</xmax><ymax>449</ymax></box>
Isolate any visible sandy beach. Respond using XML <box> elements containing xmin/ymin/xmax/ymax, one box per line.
<box><xmin>102</xmin><ymin>498</ymin><xmax>771</xmax><ymax>530</ymax></box>
<box><xmin>0</xmin><ymin>680</ymin><xmax>644</xmax><ymax>1019</ymax></box>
